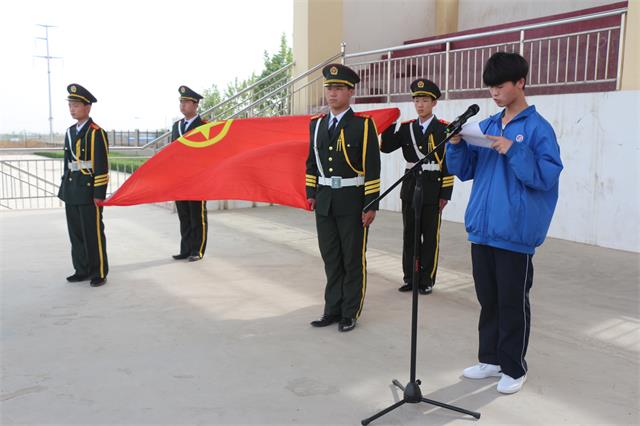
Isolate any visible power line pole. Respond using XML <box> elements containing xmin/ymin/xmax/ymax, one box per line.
<box><xmin>35</xmin><ymin>24</ymin><xmax>61</xmax><ymax>145</ymax></box>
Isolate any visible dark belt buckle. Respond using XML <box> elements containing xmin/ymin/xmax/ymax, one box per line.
<box><xmin>331</xmin><ymin>176</ymin><xmax>342</xmax><ymax>189</ymax></box>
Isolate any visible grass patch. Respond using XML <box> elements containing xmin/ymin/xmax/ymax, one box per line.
<box><xmin>35</xmin><ymin>151</ymin><xmax>149</xmax><ymax>173</ymax></box>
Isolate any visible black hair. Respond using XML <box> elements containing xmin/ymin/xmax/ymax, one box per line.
<box><xmin>482</xmin><ymin>52</ymin><xmax>529</xmax><ymax>87</ymax></box>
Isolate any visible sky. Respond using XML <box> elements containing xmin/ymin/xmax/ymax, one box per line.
<box><xmin>0</xmin><ymin>0</ymin><xmax>293</xmax><ymax>134</ymax></box>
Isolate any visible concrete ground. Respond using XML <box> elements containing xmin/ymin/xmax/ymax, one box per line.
<box><xmin>1</xmin><ymin>205</ymin><xmax>638</xmax><ymax>425</ymax></box>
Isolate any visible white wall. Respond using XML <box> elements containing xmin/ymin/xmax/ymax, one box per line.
<box><xmin>342</xmin><ymin>0</ymin><xmax>437</xmax><ymax>54</ymax></box>
<box><xmin>355</xmin><ymin>90</ymin><xmax>640</xmax><ymax>252</ymax></box>
<box><xmin>457</xmin><ymin>0</ymin><xmax>618</xmax><ymax>31</ymax></box>
<box><xmin>338</xmin><ymin>0</ymin><xmax>618</xmax><ymax>55</ymax></box>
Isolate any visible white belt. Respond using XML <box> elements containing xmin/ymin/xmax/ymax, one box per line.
<box><xmin>69</xmin><ymin>161</ymin><xmax>93</xmax><ymax>171</ymax></box>
<box><xmin>406</xmin><ymin>162</ymin><xmax>440</xmax><ymax>171</ymax></box>
<box><xmin>318</xmin><ymin>176</ymin><xmax>365</xmax><ymax>189</ymax></box>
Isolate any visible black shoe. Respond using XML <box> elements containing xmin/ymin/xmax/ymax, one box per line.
<box><xmin>188</xmin><ymin>255</ymin><xmax>202</xmax><ymax>262</ymax></box>
<box><xmin>398</xmin><ymin>283</ymin><xmax>412</xmax><ymax>292</ymax></box>
<box><xmin>66</xmin><ymin>274</ymin><xmax>88</xmax><ymax>282</ymax></box>
<box><xmin>172</xmin><ymin>253</ymin><xmax>189</xmax><ymax>260</ymax></box>
<box><xmin>310</xmin><ymin>314</ymin><xmax>340</xmax><ymax>327</ymax></box>
<box><xmin>338</xmin><ymin>317</ymin><xmax>357</xmax><ymax>332</ymax></box>
<box><xmin>419</xmin><ymin>285</ymin><xmax>433</xmax><ymax>295</ymax></box>
<box><xmin>90</xmin><ymin>277</ymin><xmax>107</xmax><ymax>287</ymax></box>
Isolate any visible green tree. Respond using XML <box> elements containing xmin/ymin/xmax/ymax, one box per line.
<box><xmin>199</xmin><ymin>84</ymin><xmax>223</xmax><ymax>113</ymax></box>
<box><xmin>252</xmin><ymin>33</ymin><xmax>293</xmax><ymax>116</ymax></box>
<box><xmin>200</xmin><ymin>33</ymin><xmax>293</xmax><ymax>119</ymax></box>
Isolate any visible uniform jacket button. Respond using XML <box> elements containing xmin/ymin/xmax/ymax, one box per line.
<box><xmin>329</xmin><ymin>168</ymin><xmax>333</xmax><ymax>172</ymax></box>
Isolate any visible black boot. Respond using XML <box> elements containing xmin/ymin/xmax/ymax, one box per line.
<box><xmin>338</xmin><ymin>317</ymin><xmax>357</xmax><ymax>332</ymax></box>
<box><xmin>310</xmin><ymin>314</ymin><xmax>340</xmax><ymax>327</ymax></box>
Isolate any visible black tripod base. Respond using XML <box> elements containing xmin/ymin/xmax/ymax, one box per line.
<box><xmin>361</xmin><ymin>379</ymin><xmax>481</xmax><ymax>425</ymax></box>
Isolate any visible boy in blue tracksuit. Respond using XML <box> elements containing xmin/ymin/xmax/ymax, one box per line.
<box><xmin>447</xmin><ymin>52</ymin><xmax>563</xmax><ymax>394</ymax></box>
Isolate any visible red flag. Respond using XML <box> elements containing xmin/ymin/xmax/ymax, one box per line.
<box><xmin>102</xmin><ymin>108</ymin><xmax>399</xmax><ymax>209</ymax></box>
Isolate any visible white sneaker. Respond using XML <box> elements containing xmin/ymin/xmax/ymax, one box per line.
<box><xmin>463</xmin><ymin>363</ymin><xmax>502</xmax><ymax>379</ymax></box>
<box><xmin>497</xmin><ymin>373</ymin><xmax>527</xmax><ymax>394</ymax></box>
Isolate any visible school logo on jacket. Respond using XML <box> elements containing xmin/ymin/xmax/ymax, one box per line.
<box><xmin>515</xmin><ymin>134</ymin><xmax>524</xmax><ymax>143</ymax></box>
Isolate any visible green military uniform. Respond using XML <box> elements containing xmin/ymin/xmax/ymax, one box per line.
<box><xmin>380</xmin><ymin>79</ymin><xmax>454</xmax><ymax>292</ymax></box>
<box><xmin>171</xmin><ymin>86</ymin><xmax>208</xmax><ymax>261</ymax></box>
<box><xmin>306</xmin><ymin>64</ymin><xmax>381</xmax><ymax>330</ymax></box>
<box><xmin>58</xmin><ymin>84</ymin><xmax>109</xmax><ymax>286</ymax></box>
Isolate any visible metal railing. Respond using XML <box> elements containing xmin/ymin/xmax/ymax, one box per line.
<box><xmin>343</xmin><ymin>7</ymin><xmax>627</xmax><ymax>101</ymax></box>
<box><xmin>0</xmin><ymin>7</ymin><xmax>629</xmax><ymax>210</ymax></box>
<box><xmin>136</xmin><ymin>61</ymin><xmax>295</xmax><ymax>151</ymax></box>
<box><xmin>0</xmin><ymin>52</ymin><xmax>345</xmax><ymax>209</ymax></box>
<box><xmin>227</xmin><ymin>50</ymin><xmax>345</xmax><ymax>119</ymax></box>
<box><xmin>0</xmin><ymin>156</ymin><xmax>150</xmax><ymax>210</ymax></box>
<box><xmin>0</xmin><ymin>52</ymin><xmax>347</xmax><ymax>209</ymax></box>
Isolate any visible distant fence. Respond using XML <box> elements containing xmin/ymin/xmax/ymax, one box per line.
<box><xmin>1</xmin><ymin>130</ymin><xmax>169</xmax><ymax>148</ymax></box>
<box><xmin>0</xmin><ymin>156</ymin><xmax>150</xmax><ymax>210</ymax></box>
<box><xmin>108</xmin><ymin>130</ymin><xmax>168</xmax><ymax>147</ymax></box>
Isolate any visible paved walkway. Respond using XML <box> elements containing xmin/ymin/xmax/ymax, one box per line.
<box><xmin>1</xmin><ymin>205</ymin><xmax>638</xmax><ymax>425</ymax></box>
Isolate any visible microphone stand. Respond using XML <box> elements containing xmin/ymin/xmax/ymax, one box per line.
<box><xmin>361</xmin><ymin>120</ymin><xmax>481</xmax><ymax>425</ymax></box>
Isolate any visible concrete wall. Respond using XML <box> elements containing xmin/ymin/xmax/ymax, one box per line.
<box><xmin>342</xmin><ymin>0</ymin><xmax>437</xmax><ymax>53</ymax></box>
<box><xmin>457</xmin><ymin>0</ymin><xmax>617</xmax><ymax>31</ymax></box>
<box><xmin>293</xmin><ymin>0</ymin><xmax>344</xmax><ymax>74</ymax></box>
<box><xmin>355</xmin><ymin>90</ymin><xmax>640</xmax><ymax>252</ymax></box>
<box><xmin>436</xmin><ymin>0</ymin><xmax>460</xmax><ymax>34</ymax></box>
<box><xmin>294</xmin><ymin>0</ymin><xmax>633</xmax><ymax>71</ymax></box>
<box><xmin>621</xmin><ymin>0</ymin><xmax>640</xmax><ymax>90</ymax></box>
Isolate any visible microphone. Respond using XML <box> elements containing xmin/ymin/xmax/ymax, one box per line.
<box><xmin>446</xmin><ymin>104</ymin><xmax>480</xmax><ymax>134</ymax></box>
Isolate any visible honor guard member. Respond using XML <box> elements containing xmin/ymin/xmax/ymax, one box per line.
<box><xmin>380</xmin><ymin>79</ymin><xmax>454</xmax><ymax>295</ymax></box>
<box><xmin>171</xmin><ymin>86</ymin><xmax>209</xmax><ymax>262</ymax></box>
<box><xmin>306</xmin><ymin>64</ymin><xmax>381</xmax><ymax>332</ymax></box>
<box><xmin>58</xmin><ymin>84</ymin><xmax>109</xmax><ymax>287</ymax></box>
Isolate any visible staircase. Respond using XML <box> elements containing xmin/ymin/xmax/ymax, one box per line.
<box><xmin>141</xmin><ymin>51</ymin><xmax>345</xmax><ymax>152</ymax></box>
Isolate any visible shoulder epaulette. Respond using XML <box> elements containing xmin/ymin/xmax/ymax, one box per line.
<box><xmin>438</xmin><ymin>118</ymin><xmax>449</xmax><ymax>125</ymax></box>
<box><xmin>401</xmin><ymin>119</ymin><xmax>416</xmax><ymax>125</ymax></box>
<box><xmin>90</xmin><ymin>123</ymin><xmax>101</xmax><ymax>130</ymax></box>
<box><xmin>354</xmin><ymin>112</ymin><xmax>371</xmax><ymax>119</ymax></box>
<box><xmin>310</xmin><ymin>113</ymin><xmax>326</xmax><ymax>120</ymax></box>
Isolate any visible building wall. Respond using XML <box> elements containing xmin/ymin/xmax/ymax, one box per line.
<box><xmin>292</xmin><ymin>0</ymin><xmax>639</xmax><ymax>252</ymax></box>
<box><xmin>292</xmin><ymin>0</ymin><xmax>345</xmax><ymax>114</ymax></box>
<box><xmin>294</xmin><ymin>0</ymin><xmax>635</xmax><ymax>76</ymax></box>
<box><xmin>341</xmin><ymin>0</ymin><xmax>437</xmax><ymax>54</ymax></box>
<box><xmin>621</xmin><ymin>0</ymin><xmax>640</xmax><ymax>90</ymax></box>
<box><xmin>436</xmin><ymin>0</ymin><xmax>459</xmax><ymax>34</ymax></box>
<box><xmin>293</xmin><ymin>0</ymin><xmax>344</xmax><ymax>75</ymax></box>
<box><xmin>355</xmin><ymin>90</ymin><xmax>640</xmax><ymax>252</ymax></box>
<box><xmin>457</xmin><ymin>0</ymin><xmax>617</xmax><ymax>31</ymax></box>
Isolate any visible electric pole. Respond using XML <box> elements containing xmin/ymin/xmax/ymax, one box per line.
<box><xmin>35</xmin><ymin>24</ymin><xmax>61</xmax><ymax>145</ymax></box>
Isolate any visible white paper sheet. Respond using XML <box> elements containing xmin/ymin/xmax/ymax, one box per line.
<box><xmin>459</xmin><ymin>121</ymin><xmax>492</xmax><ymax>148</ymax></box>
